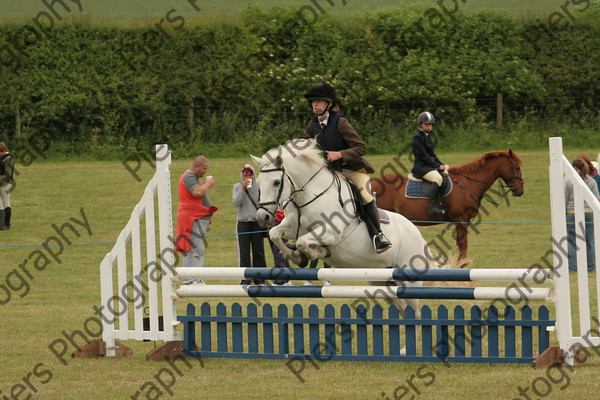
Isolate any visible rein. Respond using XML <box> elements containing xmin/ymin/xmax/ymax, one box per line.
<box><xmin>499</xmin><ymin>162</ymin><xmax>524</xmax><ymax>193</ymax></box>
<box><xmin>258</xmin><ymin>163</ymin><xmax>341</xmax><ymax>240</ymax></box>
<box><xmin>286</xmin><ymin>167</ymin><xmax>340</xmax><ymax>240</ymax></box>
<box><xmin>286</xmin><ymin>165</ymin><xmax>329</xmax><ymax>209</ymax></box>
<box><xmin>449</xmin><ymin>161</ymin><xmax>524</xmax><ymax>205</ymax></box>
<box><xmin>448</xmin><ymin>170</ymin><xmax>491</xmax><ymax>185</ymax></box>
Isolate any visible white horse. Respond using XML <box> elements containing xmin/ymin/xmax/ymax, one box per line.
<box><xmin>251</xmin><ymin>139</ymin><xmax>449</xmax><ymax>317</ymax></box>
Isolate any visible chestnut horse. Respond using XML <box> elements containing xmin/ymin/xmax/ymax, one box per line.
<box><xmin>371</xmin><ymin>150</ymin><xmax>524</xmax><ymax>261</ymax></box>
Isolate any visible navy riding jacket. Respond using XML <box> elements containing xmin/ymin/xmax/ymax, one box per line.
<box><xmin>411</xmin><ymin>129</ymin><xmax>443</xmax><ymax>178</ymax></box>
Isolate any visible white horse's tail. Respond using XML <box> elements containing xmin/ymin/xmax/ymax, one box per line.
<box><xmin>424</xmin><ymin>253</ymin><xmax>474</xmax><ymax>287</ymax></box>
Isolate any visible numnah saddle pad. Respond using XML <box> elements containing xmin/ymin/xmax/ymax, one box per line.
<box><xmin>405</xmin><ymin>178</ymin><xmax>453</xmax><ymax>199</ymax></box>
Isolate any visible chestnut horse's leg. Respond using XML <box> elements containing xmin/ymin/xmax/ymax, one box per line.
<box><xmin>455</xmin><ymin>222</ymin><xmax>468</xmax><ymax>263</ymax></box>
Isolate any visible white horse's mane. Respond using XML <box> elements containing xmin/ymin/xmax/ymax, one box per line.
<box><xmin>263</xmin><ymin>138</ymin><xmax>326</xmax><ymax>170</ymax></box>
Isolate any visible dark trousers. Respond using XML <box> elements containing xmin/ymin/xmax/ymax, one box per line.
<box><xmin>567</xmin><ymin>212</ymin><xmax>596</xmax><ymax>271</ymax></box>
<box><xmin>237</xmin><ymin>221</ymin><xmax>266</xmax><ymax>268</ymax></box>
<box><xmin>310</xmin><ymin>260</ymin><xmax>330</xmax><ymax>268</ymax></box>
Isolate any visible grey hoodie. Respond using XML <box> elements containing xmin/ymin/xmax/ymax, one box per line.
<box><xmin>232</xmin><ymin>164</ymin><xmax>260</xmax><ymax>222</ymax></box>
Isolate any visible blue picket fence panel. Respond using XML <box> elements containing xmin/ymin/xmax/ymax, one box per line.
<box><xmin>177</xmin><ymin>302</ymin><xmax>554</xmax><ymax>363</ymax></box>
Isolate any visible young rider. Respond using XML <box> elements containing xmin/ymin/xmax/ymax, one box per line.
<box><xmin>411</xmin><ymin>112</ymin><xmax>449</xmax><ymax>216</ymax></box>
<box><xmin>301</xmin><ymin>82</ymin><xmax>391</xmax><ymax>254</ymax></box>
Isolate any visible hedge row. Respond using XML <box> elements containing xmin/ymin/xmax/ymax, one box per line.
<box><xmin>1</xmin><ymin>3</ymin><xmax>599</xmax><ymax>157</ymax></box>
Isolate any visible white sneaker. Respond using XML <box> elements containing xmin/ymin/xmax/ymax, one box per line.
<box><xmin>303</xmin><ymin>281</ymin><xmax>312</xmax><ymax>286</ymax></box>
<box><xmin>323</xmin><ymin>281</ymin><xmax>331</xmax><ymax>286</ymax></box>
<box><xmin>193</xmin><ymin>279</ymin><xmax>205</xmax><ymax>285</ymax></box>
<box><xmin>283</xmin><ymin>281</ymin><xmax>293</xmax><ymax>286</ymax></box>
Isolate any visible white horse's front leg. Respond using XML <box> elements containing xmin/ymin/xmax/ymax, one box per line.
<box><xmin>295</xmin><ymin>227</ymin><xmax>338</xmax><ymax>261</ymax></box>
<box><xmin>269</xmin><ymin>218</ymin><xmax>307</xmax><ymax>266</ymax></box>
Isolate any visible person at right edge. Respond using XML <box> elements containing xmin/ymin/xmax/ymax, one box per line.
<box><xmin>411</xmin><ymin>112</ymin><xmax>449</xmax><ymax>217</ymax></box>
<box><xmin>0</xmin><ymin>142</ymin><xmax>14</xmax><ymax>230</ymax></box>
<box><xmin>301</xmin><ymin>82</ymin><xmax>391</xmax><ymax>254</ymax></box>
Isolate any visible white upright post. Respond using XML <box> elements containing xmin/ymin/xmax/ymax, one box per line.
<box><xmin>156</xmin><ymin>144</ymin><xmax>180</xmax><ymax>342</ymax></box>
<box><xmin>548</xmin><ymin>137</ymin><xmax>575</xmax><ymax>365</ymax></box>
<box><xmin>93</xmin><ymin>144</ymin><xmax>180</xmax><ymax>359</ymax></box>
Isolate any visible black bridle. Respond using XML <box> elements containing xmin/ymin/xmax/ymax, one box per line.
<box><xmin>449</xmin><ymin>161</ymin><xmax>524</xmax><ymax>204</ymax></box>
<box><xmin>257</xmin><ymin>164</ymin><xmax>343</xmax><ymax>239</ymax></box>
<box><xmin>256</xmin><ymin>166</ymin><xmax>289</xmax><ymax>219</ymax></box>
<box><xmin>500</xmin><ymin>162</ymin><xmax>524</xmax><ymax>194</ymax></box>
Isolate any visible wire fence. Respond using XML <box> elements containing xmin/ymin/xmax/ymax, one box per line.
<box><xmin>0</xmin><ymin>220</ymin><xmax>551</xmax><ymax>248</ymax></box>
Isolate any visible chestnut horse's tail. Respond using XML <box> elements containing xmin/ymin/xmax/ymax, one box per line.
<box><xmin>423</xmin><ymin>252</ymin><xmax>474</xmax><ymax>287</ymax></box>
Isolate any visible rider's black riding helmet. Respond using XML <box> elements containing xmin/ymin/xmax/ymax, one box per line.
<box><xmin>304</xmin><ymin>82</ymin><xmax>338</xmax><ymax>106</ymax></box>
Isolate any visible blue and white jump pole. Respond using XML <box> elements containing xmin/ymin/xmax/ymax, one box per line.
<box><xmin>175</xmin><ymin>267</ymin><xmax>551</xmax><ymax>283</ymax></box>
<box><xmin>173</xmin><ymin>267</ymin><xmax>553</xmax><ymax>301</ymax></box>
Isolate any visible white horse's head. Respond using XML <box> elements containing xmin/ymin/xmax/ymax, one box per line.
<box><xmin>251</xmin><ymin>138</ymin><xmax>322</xmax><ymax>228</ymax></box>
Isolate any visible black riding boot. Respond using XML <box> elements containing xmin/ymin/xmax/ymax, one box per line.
<box><xmin>428</xmin><ymin>184</ymin><xmax>443</xmax><ymax>217</ymax></box>
<box><xmin>364</xmin><ymin>200</ymin><xmax>392</xmax><ymax>254</ymax></box>
<box><xmin>438</xmin><ymin>187</ymin><xmax>448</xmax><ymax>216</ymax></box>
<box><xmin>4</xmin><ymin>207</ymin><xmax>11</xmax><ymax>229</ymax></box>
<box><xmin>0</xmin><ymin>209</ymin><xmax>5</xmax><ymax>230</ymax></box>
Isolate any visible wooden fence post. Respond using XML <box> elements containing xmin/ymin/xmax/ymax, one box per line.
<box><xmin>187</xmin><ymin>99</ymin><xmax>194</xmax><ymax>133</ymax></box>
<box><xmin>496</xmin><ymin>92</ymin><xmax>503</xmax><ymax>133</ymax></box>
<box><xmin>15</xmin><ymin>101</ymin><xmax>21</xmax><ymax>137</ymax></box>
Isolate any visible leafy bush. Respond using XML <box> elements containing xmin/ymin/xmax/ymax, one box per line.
<box><xmin>0</xmin><ymin>3</ymin><xmax>599</xmax><ymax>159</ymax></box>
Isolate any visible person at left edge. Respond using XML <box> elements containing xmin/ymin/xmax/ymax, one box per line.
<box><xmin>0</xmin><ymin>142</ymin><xmax>14</xmax><ymax>230</ymax></box>
<box><xmin>174</xmin><ymin>155</ymin><xmax>218</xmax><ymax>285</ymax></box>
<box><xmin>301</xmin><ymin>82</ymin><xmax>391</xmax><ymax>254</ymax></box>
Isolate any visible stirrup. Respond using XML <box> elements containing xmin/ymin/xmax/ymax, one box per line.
<box><xmin>373</xmin><ymin>233</ymin><xmax>392</xmax><ymax>254</ymax></box>
<box><xmin>428</xmin><ymin>205</ymin><xmax>443</xmax><ymax>217</ymax></box>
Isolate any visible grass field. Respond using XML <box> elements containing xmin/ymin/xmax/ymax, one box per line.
<box><xmin>1</xmin><ymin>145</ymin><xmax>600</xmax><ymax>399</ymax></box>
<box><xmin>0</xmin><ymin>0</ymin><xmax>580</xmax><ymax>24</ymax></box>
<box><xmin>2</xmin><ymin>1</ymin><xmax>600</xmax><ymax>398</ymax></box>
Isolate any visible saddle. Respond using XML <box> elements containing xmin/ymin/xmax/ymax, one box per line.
<box><xmin>347</xmin><ymin>180</ymin><xmax>391</xmax><ymax>224</ymax></box>
<box><xmin>405</xmin><ymin>174</ymin><xmax>452</xmax><ymax>199</ymax></box>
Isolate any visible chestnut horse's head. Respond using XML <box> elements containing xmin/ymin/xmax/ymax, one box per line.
<box><xmin>452</xmin><ymin>150</ymin><xmax>524</xmax><ymax>197</ymax></box>
<box><xmin>499</xmin><ymin>149</ymin><xmax>524</xmax><ymax>196</ymax></box>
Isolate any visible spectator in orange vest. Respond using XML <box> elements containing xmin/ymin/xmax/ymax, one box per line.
<box><xmin>174</xmin><ymin>155</ymin><xmax>218</xmax><ymax>284</ymax></box>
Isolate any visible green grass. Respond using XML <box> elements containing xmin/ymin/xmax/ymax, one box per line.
<box><xmin>0</xmin><ymin>0</ymin><xmax>580</xmax><ymax>24</ymax></box>
<box><xmin>1</xmin><ymin>146</ymin><xmax>600</xmax><ymax>399</ymax></box>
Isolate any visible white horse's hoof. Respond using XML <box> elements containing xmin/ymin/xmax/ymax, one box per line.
<box><xmin>290</xmin><ymin>250</ymin><xmax>308</xmax><ymax>268</ymax></box>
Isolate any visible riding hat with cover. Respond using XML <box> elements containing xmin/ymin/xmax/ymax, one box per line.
<box><xmin>417</xmin><ymin>112</ymin><xmax>435</xmax><ymax>125</ymax></box>
<box><xmin>303</xmin><ymin>82</ymin><xmax>338</xmax><ymax>105</ymax></box>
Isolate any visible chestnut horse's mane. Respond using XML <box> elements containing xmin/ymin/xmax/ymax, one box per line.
<box><xmin>450</xmin><ymin>150</ymin><xmax>521</xmax><ymax>174</ymax></box>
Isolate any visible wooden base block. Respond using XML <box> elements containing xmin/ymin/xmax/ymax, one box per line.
<box><xmin>533</xmin><ymin>347</ymin><xmax>588</xmax><ymax>368</ymax></box>
<box><xmin>72</xmin><ymin>339</ymin><xmax>133</xmax><ymax>359</ymax></box>
<box><xmin>571</xmin><ymin>349</ymin><xmax>588</xmax><ymax>366</ymax></box>
<box><xmin>146</xmin><ymin>340</ymin><xmax>199</xmax><ymax>361</ymax></box>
